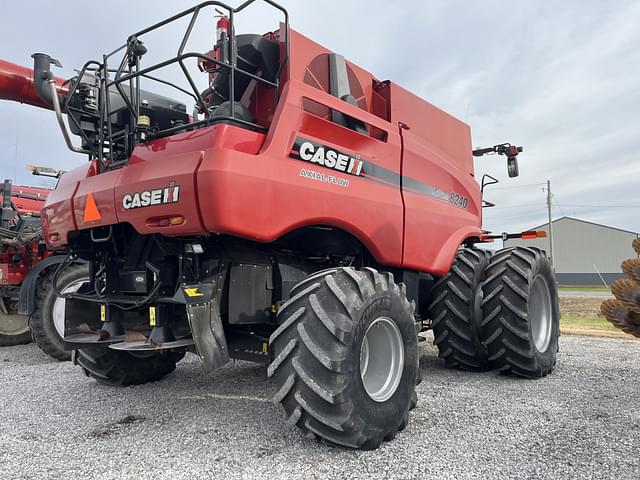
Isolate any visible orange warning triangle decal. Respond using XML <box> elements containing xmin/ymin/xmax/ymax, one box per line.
<box><xmin>83</xmin><ymin>192</ymin><xmax>102</xmax><ymax>223</ymax></box>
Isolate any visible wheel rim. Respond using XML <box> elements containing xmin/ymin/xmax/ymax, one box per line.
<box><xmin>529</xmin><ymin>275</ymin><xmax>553</xmax><ymax>352</ymax></box>
<box><xmin>360</xmin><ymin>316</ymin><xmax>404</xmax><ymax>402</ymax></box>
<box><xmin>52</xmin><ymin>278</ymin><xmax>90</xmax><ymax>337</ymax></box>
<box><xmin>0</xmin><ymin>310</ymin><xmax>29</xmax><ymax>336</ymax></box>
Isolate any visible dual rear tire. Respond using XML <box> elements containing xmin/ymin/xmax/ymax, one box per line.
<box><xmin>429</xmin><ymin>247</ymin><xmax>559</xmax><ymax>377</ymax></box>
<box><xmin>481</xmin><ymin>247</ymin><xmax>560</xmax><ymax>377</ymax></box>
<box><xmin>429</xmin><ymin>249</ymin><xmax>492</xmax><ymax>371</ymax></box>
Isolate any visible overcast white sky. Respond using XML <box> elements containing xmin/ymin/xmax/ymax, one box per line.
<box><xmin>1</xmin><ymin>0</ymin><xmax>638</xmax><ymax>237</ymax></box>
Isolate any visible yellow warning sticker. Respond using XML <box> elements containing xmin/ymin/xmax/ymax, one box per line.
<box><xmin>261</xmin><ymin>342</ymin><xmax>268</xmax><ymax>354</ymax></box>
<box><xmin>149</xmin><ymin>306</ymin><xmax>157</xmax><ymax>326</ymax></box>
<box><xmin>100</xmin><ymin>304</ymin><xmax>106</xmax><ymax>322</ymax></box>
<box><xmin>184</xmin><ymin>287</ymin><xmax>204</xmax><ymax>297</ymax></box>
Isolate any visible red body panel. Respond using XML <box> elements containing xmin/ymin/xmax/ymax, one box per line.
<box><xmin>42</xmin><ymin>165</ymin><xmax>88</xmax><ymax>247</ymax></box>
<box><xmin>198</xmin><ymin>86</ymin><xmax>404</xmax><ymax>265</ymax></box>
<box><xmin>0</xmin><ymin>185</ymin><xmax>49</xmax><ymax>215</ymax></box>
<box><xmin>0</xmin><ymin>184</ymin><xmax>49</xmax><ymax>286</ymax></box>
<box><xmin>400</xmin><ymin>128</ymin><xmax>481</xmax><ymax>275</ymax></box>
<box><xmin>389</xmin><ymin>82</ymin><xmax>476</xmax><ymax>178</ymax></box>
<box><xmin>41</xmin><ymin>28</ymin><xmax>483</xmax><ymax>275</ymax></box>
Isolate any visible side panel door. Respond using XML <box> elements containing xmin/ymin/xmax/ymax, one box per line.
<box><xmin>400</xmin><ymin>128</ymin><xmax>483</xmax><ymax>275</ymax></box>
<box><xmin>262</xmin><ymin>81</ymin><xmax>405</xmax><ymax>266</ymax></box>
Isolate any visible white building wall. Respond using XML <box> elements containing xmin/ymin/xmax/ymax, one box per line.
<box><xmin>504</xmin><ymin>217</ymin><xmax>638</xmax><ymax>274</ymax></box>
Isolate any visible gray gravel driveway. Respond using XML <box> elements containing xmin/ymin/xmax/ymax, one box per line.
<box><xmin>1</xmin><ymin>336</ymin><xmax>639</xmax><ymax>480</ymax></box>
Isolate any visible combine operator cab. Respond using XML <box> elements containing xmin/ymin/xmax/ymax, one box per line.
<box><xmin>16</xmin><ymin>0</ymin><xmax>561</xmax><ymax>450</ymax></box>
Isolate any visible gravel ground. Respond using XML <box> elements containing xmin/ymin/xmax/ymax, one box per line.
<box><xmin>559</xmin><ymin>290</ymin><xmax>613</xmax><ymax>298</ymax></box>
<box><xmin>1</xmin><ymin>336</ymin><xmax>639</xmax><ymax>480</ymax></box>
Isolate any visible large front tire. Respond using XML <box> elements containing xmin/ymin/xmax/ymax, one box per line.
<box><xmin>30</xmin><ymin>264</ymin><xmax>90</xmax><ymax>361</ymax></box>
<box><xmin>480</xmin><ymin>247</ymin><xmax>560</xmax><ymax>377</ymax></box>
<box><xmin>268</xmin><ymin>267</ymin><xmax>417</xmax><ymax>450</ymax></box>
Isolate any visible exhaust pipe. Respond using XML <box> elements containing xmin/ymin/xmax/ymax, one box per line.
<box><xmin>31</xmin><ymin>53</ymin><xmax>88</xmax><ymax>154</ymax></box>
<box><xmin>31</xmin><ymin>53</ymin><xmax>63</xmax><ymax>107</ymax></box>
<box><xmin>0</xmin><ymin>58</ymin><xmax>66</xmax><ymax>110</ymax></box>
<box><xmin>0</xmin><ymin>54</ymin><xmax>85</xmax><ymax>154</ymax></box>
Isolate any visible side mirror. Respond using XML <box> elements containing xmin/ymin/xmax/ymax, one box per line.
<box><xmin>472</xmin><ymin>143</ymin><xmax>523</xmax><ymax>178</ymax></box>
<box><xmin>507</xmin><ymin>156</ymin><xmax>519</xmax><ymax>178</ymax></box>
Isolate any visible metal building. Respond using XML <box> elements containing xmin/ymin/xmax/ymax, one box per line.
<box><xmin>504</xmin><ymin>216</ymin><xmax>639</xmax><ymax>286</ymax></box>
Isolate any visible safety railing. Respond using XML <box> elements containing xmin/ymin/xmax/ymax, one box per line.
<box><xmin>64</xmin><ymin>0</ymin><xmax>289</xmax><ymax>166</ymax></box>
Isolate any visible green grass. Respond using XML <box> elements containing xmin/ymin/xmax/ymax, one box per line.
<box><xmin>560</xmin><ymin>315</ymin><xmax>618</xmax><ymax>332</ymax></box>
<box><xmin>558</xmin><ymin>286</ymin><xmax>610</xmax><ymax>292</ymax></box>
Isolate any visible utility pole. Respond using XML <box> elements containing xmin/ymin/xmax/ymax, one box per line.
<box><xmin>546</xmin><ymin>180</ymin><xmax>554</xmax><ymax>268</ymax></box>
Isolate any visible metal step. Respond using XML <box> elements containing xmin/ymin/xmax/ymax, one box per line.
<box><xmin>108</xmin><ymin>338</ymin><xmax>194</xmax><ymax>351</ymax></box>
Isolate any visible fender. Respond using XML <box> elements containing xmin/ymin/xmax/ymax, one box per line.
<box><xmin>17</xmin><ymin>256</ymin><xmax>74</xmax><ymax>315</ymax></box>
<box><xmin>430</xmin><ymin>226</ymin><xmax>483</xmax><ymax>277</ymax></box>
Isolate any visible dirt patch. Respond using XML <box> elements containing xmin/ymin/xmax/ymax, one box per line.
<box><xmin>90</xmin><ymin>414</ymin><xmax>147</xmax><ymax>439</ymax></box>
<box><xmin>560</xmin><ymin>327</ymin><xmax>631</xmax><ymax>339</ymax></box>
<box><xmin>560</xmin><ymin>297</ymin><xmax>603</xmax><ymax>317</ymax></box>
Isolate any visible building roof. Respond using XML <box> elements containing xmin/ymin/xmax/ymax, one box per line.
<box><xmin>529</xmin><ymin>216</ymin><xmax>639</xmax><ymax>236</ymax></box>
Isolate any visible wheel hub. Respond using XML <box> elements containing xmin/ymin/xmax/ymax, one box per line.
<box><xmin>360</xmin><ymin>316</ymin><xmax>404</xmax><ymax>402</ymax></box>
<box><xmin>0</xmin><ymin>310</ymin><xmax>29</xmax><ymax>336</ymax></box>
<box><xmin>529</xmin><ymin>275</ymin><xmax>553</xmax><ymax>352</ymax></box>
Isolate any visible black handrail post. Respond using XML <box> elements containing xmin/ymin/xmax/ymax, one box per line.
<box><xmin>103</xmin><ymin>55</ymin><xmax>114</xmax><ymax>167</ymax></box>
<box><xmin>229</xmin><ymin>8</ymin><xmax>236</xmax><ymax>119</ymax></box>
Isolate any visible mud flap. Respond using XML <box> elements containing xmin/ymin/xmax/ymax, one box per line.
<box><xmin>187</xmin><ymin>300</ymin><xmax>229</xmax><ymax>372</ymax></box>
<box><xmin>177</xmin><ymin>282</ymin><xmax>230</xmax><ymax>373</ymax></box>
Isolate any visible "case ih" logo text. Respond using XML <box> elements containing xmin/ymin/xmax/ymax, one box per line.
<box><xmin>291</xmin><ymin>137</ymin><xmax>364</xmax><ymax>177</ymax></box>
<box><xmin>122</xmin><ymin>183</ymin><xmax>180</xmax><ymax>210</ymax></box>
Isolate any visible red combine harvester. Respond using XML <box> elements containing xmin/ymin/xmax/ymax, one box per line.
<box><xmin>1</xmin><ymin>1</ymin><xmax>559</xmax><ymax>449</ymax></box>
<box><xmin>0</xmin><ymin>167</ymin><xmax>75</xmax><ymax>359</ymax></box>
<box><xmin>0</xmin><ymin>180</ymin><xmax>49</xmax><ymax>345</ymax></box>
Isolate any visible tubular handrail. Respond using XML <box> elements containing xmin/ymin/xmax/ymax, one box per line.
<box><xmin>62</xmin><ymin>0</ymin><xmax>289</xmax><ymax>166</ymax></box>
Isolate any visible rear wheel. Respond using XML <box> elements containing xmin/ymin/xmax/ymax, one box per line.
<box><xmin>30</xmin><ymin>264</ymin><xmax>90</xmax><ymax>361</ymax></box>
<box><xmin>0</xmin><ymin>298</ymin><xmax>31</xmax><ymax>346</ymax></box>
<box><xmin>75</xmin><ymin>348</ymin><xmax>184</xmax><ymax>387</ymax></box>
<box><xmin>428</xmin><ymin>248</ymin><xmax>492</xmax><ymax>370</ymax></box>
<box><xmin>269</xmin><ymin>267</ymin><xmax>417</xmax><ymax>450</ymax></box>
<box><xmin>480</xmin><ymin>247</ymin><xmax>560</xmax><ymax>377</ymax></box>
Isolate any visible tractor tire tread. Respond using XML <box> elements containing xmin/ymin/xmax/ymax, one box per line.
<box><xmin>428</xmin><ymin>248</ymin><xmax>492</xmax><ymax>371</ymax></box>
<box><xmin>269</xmin><ymin>267</ymin><xmax>417</xmax><ymax>450</ymax></box>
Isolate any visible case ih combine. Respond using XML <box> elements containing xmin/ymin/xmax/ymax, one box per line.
<box><xmin>1</xmin><ymin>1</ymin><xmax>559</xmax><ymax>449</ymax></box>
<box><xmin>0</xmin><ymin>167</ymin><xmax>76</xmax><ymax>359</ymax></box>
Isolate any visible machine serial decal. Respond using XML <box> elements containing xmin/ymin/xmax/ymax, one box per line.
<box><xmin>122</xmin><ymin>182</ymin><xmax>180</xmax><ymax>210</ymax></box>
<box><xmin>290</xmin><ymin>137</ymin><xmax>364</xmax><ymax>177</ymax></box>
